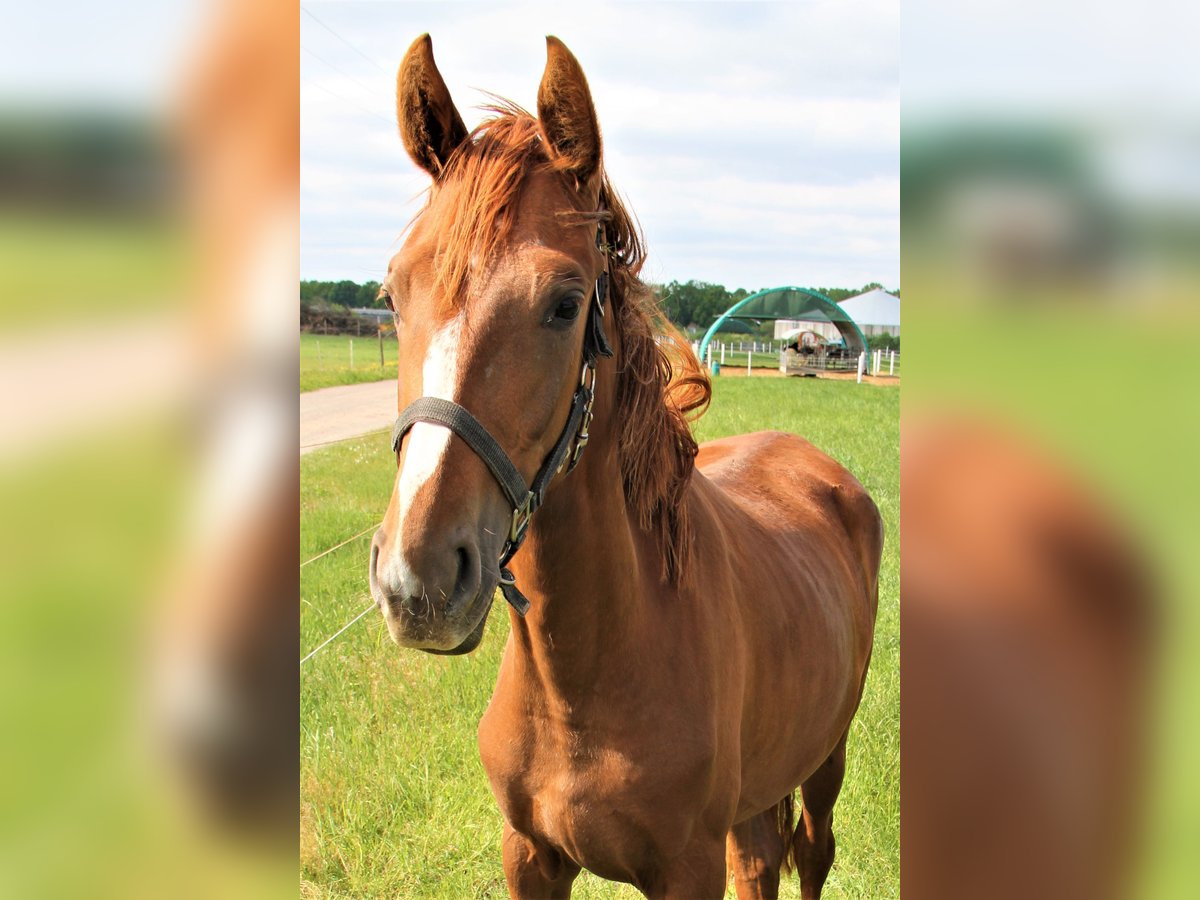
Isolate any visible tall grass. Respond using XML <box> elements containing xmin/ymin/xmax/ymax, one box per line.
<box><xmin>300</xmin><ymin>377</ymin><xmax>898</xmax><ymax>898</ymax></box>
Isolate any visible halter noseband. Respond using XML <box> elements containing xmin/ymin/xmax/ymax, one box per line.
<box><xmin>390</xmin><ymin>222</ymin><xmax>614</xmax><ymax>616</ymax></box>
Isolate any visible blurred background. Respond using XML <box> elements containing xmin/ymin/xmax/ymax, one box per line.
<box><xmin>3</xmin><ymin>0</ymin><xmax>1198</xmax><ymax>897</ymax></box>
<box><xmin>902</xmin><ymin>0</ymin><xmax>1199</xmax><ymax>896</ymax></box>
<box><xmin>0</xmin><ymin>0</ymin><xmax>295</xmax><ymax>897</ymax></box>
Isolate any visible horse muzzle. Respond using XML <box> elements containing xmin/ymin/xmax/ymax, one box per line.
<box><xmin>369</xmin><ymin>527</ymin><xmax>493</xmax><ymax>653</ymax></box>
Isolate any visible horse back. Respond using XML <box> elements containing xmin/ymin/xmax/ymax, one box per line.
<box><xmin>697</xmin><ymin>430</ymin><xmax>883</xmax><ymax>613</ymax></box>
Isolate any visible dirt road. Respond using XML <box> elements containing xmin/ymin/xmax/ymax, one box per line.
<box><xmin>300</xmin><ymin>379</ymin><xmax>395</xmax><ymax>455</ymax></box>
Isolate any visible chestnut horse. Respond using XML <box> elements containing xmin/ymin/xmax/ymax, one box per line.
<box><xmin>369</xmin><ymin>35</ymin><xmax>882</xmax><ymax>899</ymax></box>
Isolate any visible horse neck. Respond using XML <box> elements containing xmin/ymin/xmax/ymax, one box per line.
<box><xmin>504</xmin><ymin>360</ymin><xmax>650</xmax><ymax>703</ymax></box>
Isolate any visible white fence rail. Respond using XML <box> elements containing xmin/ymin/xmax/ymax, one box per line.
<box><xmin>690</xmin><ymin>340</ymin><xmax>899</xmax><ymax>378</ymax></box>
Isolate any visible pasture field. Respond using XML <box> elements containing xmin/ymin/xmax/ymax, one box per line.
<box><xmin>299</xmin><ymin>333</ymin><xmax>900</xmax><ymax>392</ymax></box>
<box><xmin>300</xmin><ymin>377</ymin><xmax>899</xmax><ymax>898</ymax></box>
<box><xmin>301</xmin><ymin>332</ymin><xmax>398</xmax><ymax>392</ymax></box>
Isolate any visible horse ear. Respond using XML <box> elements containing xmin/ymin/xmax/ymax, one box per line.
<box><xmin>396</xmin><ymin>34</ymin><xmax>468</xmax><ymax>178</ymax></box>
<box><xmin>537</xmin><ymin>36</ymin><xmax>602</xmax><ymax>187</ymax></box>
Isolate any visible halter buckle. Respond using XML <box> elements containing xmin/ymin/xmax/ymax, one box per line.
<box><xmin>571</xmin><ymin>422</ymin><xmax>591</xmax><ymax>467</ymax></box>
<box><xmin>509</xmin><ymin>492</ymin><xmax>535</xmax><ymax>545</ymax></box>
<box><xmin>571</xmin><ymin>362</ymin><xmax>597</xmax><ymax>467</ymax></box>
<box><xmin>595</xmin><ymin>271</ymin><xmax>608</xmax><ymax>317</ymax></box>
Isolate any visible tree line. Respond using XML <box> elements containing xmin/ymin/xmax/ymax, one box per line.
<box><xmin>300</xmin><ymin>278</ymin><xmax>896</xmax><ymax>332</ymax></box>
<box><xmin>301</xmin><ymin>279</ymin><xmax>385</xmax><ymax>310</ymax></box>
<box><xmin>653</xmin><ymin>280</ymin><xmax>892</xmax><ymax>333</ymax></box>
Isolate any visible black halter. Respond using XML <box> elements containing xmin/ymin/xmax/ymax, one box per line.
<box><xmin>390</xmin><ymin>223</ymin><xmax>614</xmax><ymax>616</ymax></box>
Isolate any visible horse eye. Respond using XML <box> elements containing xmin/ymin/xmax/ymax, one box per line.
<box><xmin>378</xmin><ymin>288</ymin><xmax>395</xmax><ymax>312</ymax></box>
<box><xmin>551</xmin><ymin>295</ymin><xmax>582</xmax><ymax>324</ymax></box>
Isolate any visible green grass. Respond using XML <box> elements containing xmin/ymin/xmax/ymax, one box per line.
<box><xmin>300</xmin><ymin>377</ymin><xmax>899</xmax><ymax>898</ymax></box>
<box><xmin>301</xmin><ymin>332</ymin><xmax>398</xmax><ymax>392</ymax></box>
<box><xmin>0</xmin><ymin>213</ymin><xmax>184</xmax><ymax>328</ymax></box>
<box><xmin>708</xmin><ymin>349</ymin><xmax>782</xmax><ymax>370</ymax></box>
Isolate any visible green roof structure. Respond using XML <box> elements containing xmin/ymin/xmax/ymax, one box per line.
<box><xmin>697</xmin><ymin>287</ymin><xmax>868</xmax><ymax>363</ymax></box>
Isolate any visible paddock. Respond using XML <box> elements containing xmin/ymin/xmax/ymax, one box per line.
<box><xmin>300</xmin><ymin>376</ymin><xmax>899</xmax><ymax>898</ymax></box>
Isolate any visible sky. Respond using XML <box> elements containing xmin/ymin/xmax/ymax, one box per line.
<box><xmin>4</xmin><ymin>2</ymin><xmax>1191</xmax><ymax>292</ymax></box>
<box><xmin>300</xmin><ymin>1</ymin><xmax>900</xmax><ymax>292</ymax></box>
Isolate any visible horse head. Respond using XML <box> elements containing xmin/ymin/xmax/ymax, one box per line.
<box><xmin>370</xmin><ymin>36</ymin><xmax>611</xmax><ymax>654</ymax></box>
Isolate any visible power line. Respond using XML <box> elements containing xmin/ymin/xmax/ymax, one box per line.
<box><xmin>301</xmin><ymin>599</ymin><xmax>377</xmax><ymax>667</ymax></box>
<box><xmin>302</xmin><ymin>45</ymin><xmax>389</xmax><ymax>106</ymax></box>
<box><xmin>301</xmin><ymin>5</ymin><xmax>389</xmax><ymax>73</ymax></box>
<box><xmin>299</xmin><ymin>427</ymin><xmax>391</xmax><ymax>455</ymax></box>
<box><xmin>300</xmin><ymin>521</ymin><xmax>378</xmax><ymax>569</ymax></box>
<box><xmin>302</xmin><ymin>77</ymin><xmax>395</xmax><ymax>128</ymax></box>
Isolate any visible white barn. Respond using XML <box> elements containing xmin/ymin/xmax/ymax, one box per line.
<box><xmin>839</xmin><ymin>288</ymin><xmax>900</xmax><ymax>338</ymax></box>
<box><xmin>774</xmin><ymin>288</ymin><xmax>900</xmax><ymax>342</ymax></box>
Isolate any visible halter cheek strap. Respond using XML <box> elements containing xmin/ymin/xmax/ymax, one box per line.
<box><xmin>390</xmin><ymin>369</ymin><xmax>593</xmax><ymax>615</ymax></box>
<box><xmin>390</xmin><ymin>223</ymin><xmax>614</xmax><ymax>616</ymax></box>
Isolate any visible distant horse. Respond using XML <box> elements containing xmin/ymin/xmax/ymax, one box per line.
<box><xmin>370</xmin><ymin>35</ymin><xmax>882</xmax><ymax>899</ymax></box>
<box><xmin>902</xmin><ymin>417</ymin><xmax>1153</xmax><ymax>900</ymax></box>
<box><xmin>153</xmin><ymin>0</ymin><xmax>298</xmax><ymax>836</ymax></box>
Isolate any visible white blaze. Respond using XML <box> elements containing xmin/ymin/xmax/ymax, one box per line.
<box><xmin>394</xmin><ymin>316</ymin><xmax>465</xmax><ymax>565</ymax></box>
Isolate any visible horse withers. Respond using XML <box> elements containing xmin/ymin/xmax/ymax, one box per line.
<box><xmin>369</xmin><ymin>34</ymin><xmax>883</xmax><ymax>899</ymax></box>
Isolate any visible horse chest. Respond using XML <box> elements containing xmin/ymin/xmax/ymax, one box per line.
<box><xmin>537</xmin><ymin>751</ymin><xmax>697</xmax><ymax>877</ymax></box>
<box><xmin>485</xmin><ymin>722</ymin><xmax>710</xmax><ymax>877</ymax></box>
<box><xmin>534</xmin><ymin>764</ymin><xmax>619</xmax><ymax>845</ymax></box>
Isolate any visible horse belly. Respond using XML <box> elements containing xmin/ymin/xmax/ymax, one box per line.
<box><xmin>731</xmin><ymin>573</ymin><xmax>872</xmax><ymax>818</ymax></box>
<box><xmin>734</xmin><ymin>673</ymin><xmax>861</xmax><ymax>820</ymax></box>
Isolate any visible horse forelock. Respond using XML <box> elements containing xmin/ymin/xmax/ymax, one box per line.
<box><xmin>413</xmin><ymin>101</ymin><xmax>712</xmax><ymax>585</ymax></box>
<box><xmin>418</xmin><ymin>102</ymin><xmax>548</xmax><ymax>308</ymax></box>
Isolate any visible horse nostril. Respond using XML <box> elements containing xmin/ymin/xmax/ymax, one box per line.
<box><xmin>400</xmin><ymin>592</ymin><xmax>426</xmax><ymax>617</ymax></box>
<box><xmin>445</xmin><ymin>542</ymin><xmax>480</xmax><ymax>615</ymax></box>
<box><xmin>369</xmin><ymin>539</ymin><xmax>380</xmax><ymax>588</ymax></box>
<box><xmin>455</xmin><ymin>546</ymin><xmax>470</xmax><ymax>592</ymax></box>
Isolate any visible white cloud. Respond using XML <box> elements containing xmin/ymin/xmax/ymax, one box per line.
<box><xmin>301</xmin><ymin>1</ymin><xmax>899</xmax><ymax>289</ymax></box>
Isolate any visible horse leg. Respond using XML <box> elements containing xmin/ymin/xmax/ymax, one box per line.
<box><xmin>725</xmin><ymin>804</ymin><xmax>789</xmax><ymax>899</ymax></box>
<box><xmin>501</xmin><ymin>823</ymin><xmax>580</xmax><ymax>899</ymax></box>
<box><xmin>794</xmin><ymin>735</ymin><xmax>848</xmax><ymax>900</ymax></box>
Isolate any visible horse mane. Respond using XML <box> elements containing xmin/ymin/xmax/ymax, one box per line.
<box><xmin>600</xmin><ymin>186</ymin><xmax>711</xmax><ymax>585</ymax></box>
<box><xmin>426</xmin><ymin>102</ymin><xmax>712</xmax><ymax>584</ymax></box>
